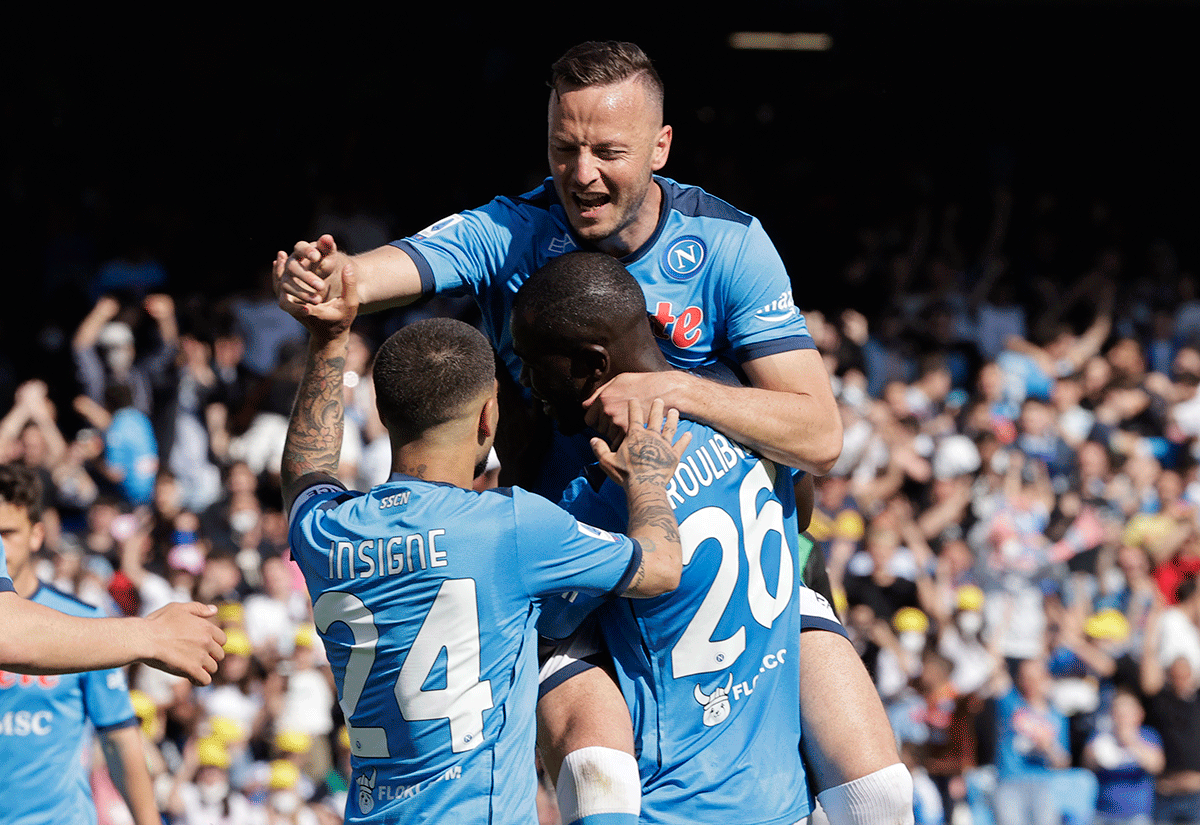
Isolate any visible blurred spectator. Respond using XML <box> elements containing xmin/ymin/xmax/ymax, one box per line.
<box><xmin>164</xmin><ymin>326</ymin><xmax>223</xmax><ymax>512</ymax></box>
<box><xmin>0</xmin><ymin>380</ymin><xmax>68</xmax><ymax>479</ymax></box>
<box><xmin>244</xmin><ymin>554</ymin><xmax>308</xmax><ymax>664</ymax></box>
<box><xmin>1139</xmin><ymin>602</ymin><xmax>1200</xmax><ymax>824</ymax></box>
<box><xmin>937</xmin><ymin>584</ymin><xmax>997</xmax><ymax>697</ymax></box>
<box><xmin>73</xmin><ymin>294</ymin><xmax>178</xmax><ymax>418</ymax></box>
<box><xmin>74</xmin><ymin>384</ymin><xmax>159</xmax><ymax>507</ymax></box>
<box><xmin>270</xmin><ymin>628</ymin><xmax>335</xmax><ymax>783</ymax></box>
<box><xmin>917</xmin><ymin>647</ymin><xmax>985</xmax><ymax>820</ymax></box>
<box><xmin>842</xmin><ymin>505</ymin><xmax>935</xmax><ymax>627</ymax></box>
<box><xmin>993</xmin><ymin>657</ymin><xmax>1074</xmax><ymax>825</ymax></box>
<box><xmin>1156</xmin><ymin>579</ymin><xmax>1200</xmax><ymax>681</ymax></box>
<box><xmin>199</xmin><ymin>628</ymin><xmax>266</xmax><ymax>740</ymax></box>
<box><xmin>266</xmin><ymin>758</ymin><xmax>320</xmax><ymax>824</ymax></box>
<box><xmin>166</xmin><ymin>736</ymin><xmax>260</xmax><ymax>825</ymax></box>
<box><xmin>229</xmin><ymin>270</ymin><xmax>306</xmax><ymax>378</ymax></box>
<box><xmin>1083</xmin><ymin>686</ymin><xmax>1164</xmax><ymax>825</ymax></box>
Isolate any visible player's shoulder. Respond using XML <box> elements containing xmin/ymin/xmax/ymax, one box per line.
<box><xmin>31</xmin><ymin>582</ymin><xmax>105</xmax><ymax>618</ymax></box>
<box><xmin>509</xmin><ymin>180</ymin><xmax>556</xmax><ymax>212</ymax></box>
<box><xmin>502</xmin><ymin>483</ymin><xmax>570</xmax><ymax>519</ymax></box>
<box><xmin>659</xmin><ymin>177</ymin><xmax>755</xmax><ymax>228</ymax></box>
<box><xmin>288</xmin><ymin>480</ymin><xmax>359</xmax><ymax>527</ymax></box>
<box><xmin>483</xmin><ymin>179</ymin><xmax>563</xmax><ymax>226</ymax></box>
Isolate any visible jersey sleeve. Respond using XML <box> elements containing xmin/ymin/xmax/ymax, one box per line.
<box><xmin>391</xmin><ymin>198</ymin><xmax>523</xmax><ymax>299</ymax></box>
<box><xmin>287</xmin><ymin>480</ymin><xmax>354</xmax><ymax>571</ymax></box>
<box><xmin>537</xmin><ymin>470</ymin><xmax>640</xmax><ymax>640</ymax></box>
<box><xmin>81</xmin><ymin>665</ymin><xmax>138</xmax><ymax>732</ymax></box>
<box><xmin>511</xmin><ymin>487</ymin><xmax>640</xmax><ymax>603</ymax></box>
<box><xmin>721</xmin><ymin>218</ymin><xmax>816</xmax><ymax>364</ymax></box>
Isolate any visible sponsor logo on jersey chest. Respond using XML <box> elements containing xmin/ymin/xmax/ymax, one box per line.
<box><xmin>662</xmin><ymin>237</ymin><xmax>707</xmax><ymax>280</ymax></box>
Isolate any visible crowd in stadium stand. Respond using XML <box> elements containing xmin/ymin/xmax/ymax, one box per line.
<box><xmin>2</xmin><ymin>176</ymin><xmax>1198</xmax><ymax>825</ymax></box>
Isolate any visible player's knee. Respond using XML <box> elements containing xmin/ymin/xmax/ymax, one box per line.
<box><xmin>555</xmin><ymin>746</ymin><xmax>640</xmax><ymax>825</ymax></box>
<box><xmin>815</xmin><ymin>762</ymin><xmax>914</xmax><ymax>825</ymax></box>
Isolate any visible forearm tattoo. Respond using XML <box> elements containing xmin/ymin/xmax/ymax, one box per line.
<box><xmin>282</xmin><ymin>346</ymin><xmax>346</xmax><ymax>487</ymax></box>
<box><xmin>625</xmin><ymin>433</ymin><xmax>682</xmax><ymax>582</ymax></box>
<box><xmin>626</xmin><ymin>487</ymin><xmax>680</xmax><ymax>593</ymax></box>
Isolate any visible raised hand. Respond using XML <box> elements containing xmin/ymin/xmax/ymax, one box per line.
<box><xmin>274</xmin><ymin>234</ymin><xmax>347</xmax><ymax>306</ymax></box>
<box><xmin>584</xmin><ymin>371</ymin><xmax>687</xmax><ymax>448</ymax></box>
<box><xmin>590</xmin><ymin>397</ymin><xmax>691</xmax><ymax>490</ymax></box>
<box><xmin>278</xmin><ymin>262</ymin><xmax>360</xmax><ymax>342</ymax></box>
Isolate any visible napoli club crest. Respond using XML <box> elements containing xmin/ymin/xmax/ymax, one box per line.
<box><xmin>663</xmin><ymin>237</ymin><xmax>707</xmax><ymax>281</ymax></box>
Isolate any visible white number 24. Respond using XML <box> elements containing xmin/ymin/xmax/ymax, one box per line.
<box><xmin>313</xmin><ymin>578</ymin><xmax>495</xmax><ymax>757</ymax></box>
<box><xmin>670</xmin><ymin>461</ymin><xmax>794</xmax><ymax>678</ymax></box>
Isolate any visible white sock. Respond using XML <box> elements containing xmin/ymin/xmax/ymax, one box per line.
<box><xmin>555</xmin><ymin>746</ymin><xmax>641</xmax><ymax>825</ymax></box>
<box><xmin>815</xmin><ymin>763</ymin><xmax>914</xmax><ymax>825</ymax></box>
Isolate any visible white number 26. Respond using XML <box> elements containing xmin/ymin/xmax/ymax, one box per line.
<box><xmin>670</xmin><ymin>461</ymin><xmax>794</xmax><ymax>678</ymax></box>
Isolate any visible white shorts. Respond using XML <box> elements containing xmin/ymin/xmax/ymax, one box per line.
<box><xmin>536</xmin><ymin>589</ymin><xmax>847</xmax><ymax>699</ymax></box>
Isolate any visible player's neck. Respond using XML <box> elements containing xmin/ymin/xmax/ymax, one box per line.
<box><xmin>390</xmin><ymin>442</ymin><xmax>480</xmax><ymax>490</ymax></box>
<box><xmin>11</xmin><ymin>563</ymin><xmax>38</xmax><ymax>599</ymax></box>
<box><xmin>596</xmin><ymin>180</ymin><xmax>663</xmax><ymax>259</ymax></box>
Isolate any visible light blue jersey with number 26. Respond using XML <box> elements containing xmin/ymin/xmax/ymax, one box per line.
<box><xmin>546</xmin><ymin>420</ymin><xmax>844</xmax><ymax>825</ymax></box>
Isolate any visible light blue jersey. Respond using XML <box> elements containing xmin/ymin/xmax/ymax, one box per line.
<box><xmin>0</xmin><ymin>538</ymin><xmax>13</xmax><ymax>593</ymax></box>
<box><xmin>544</xmin><ymin>421</ymin><xmax>844</xmax><ymax>825</ymax></box>
<box><xmin>395</xmin><ymin>176</ymin><xmax>813</xmax><ymax>386</ymax></box>
<box><xmin>0</xmin><ymin>584</ymin><xmax>138</xmax><ymax>825</ymax></box>
<box><xmin>288</xmin><ymin>474</ymin><xmax>643</xmax><ymax>824</ymax></box>
<box><xmin>395</xmin><ymin>175</ymin><xmax>816</xmax><ymax>497</ymax></box>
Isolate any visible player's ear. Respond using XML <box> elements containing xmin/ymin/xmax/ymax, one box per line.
<box><xmin>478</xmin><ymin>392</ymin><xmax>498</xmax><ymax>443</ymax></box>
<box><xmin>651</xmin><ymin>124</ymin><xmax>672</xmax><ymax>171</ymax></box>
<box><xmin>574</xmin><ymin>343</ymin><xmax>610</xmax><ymax>388</ymax></box>
<box><xmin>29</xmin><ymin>520</ymin><xmax>45</xmax><ymax>554</ymax></box>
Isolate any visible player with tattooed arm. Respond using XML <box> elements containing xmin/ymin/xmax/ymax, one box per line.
<box><xmin>280</xmin><ymin>266</ymin><xmax>689</xmax><ymax>823</ymax></box>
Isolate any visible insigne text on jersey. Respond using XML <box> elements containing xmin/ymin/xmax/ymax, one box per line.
<box><xmin>327</xmin><ymin>530</ymin><xmax>448</xmax><ymax>579</ymax></box>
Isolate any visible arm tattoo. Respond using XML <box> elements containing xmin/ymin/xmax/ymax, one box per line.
<box><xmin>627</xmin><ymin>559</ymin><xmax>647</xmax><ymax>593</ymax></box>
<box><xmin>626</xmin><ymin>488</ymin><xmax>680</xmax><ymax>571</ymax></box>
<box><xmin>282</xmin><ymin>347</ymin><xmax>346</xmax><ymax>488</ymax></box>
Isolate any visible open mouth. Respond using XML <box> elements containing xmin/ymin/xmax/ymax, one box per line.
<box><xmin>573</xmin><ymin>192</ymin><xmax>610</xmax><ymax>217</ymax></box>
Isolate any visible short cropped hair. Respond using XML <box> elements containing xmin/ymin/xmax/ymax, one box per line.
<box><xmin>0</xmin><ymin>463</ymin><xmax>44</xmax><ymax>523</ymax></box>
<box><xmin>550</xmin><ymin>41</ymin><xmax>664</xmax><ymax>114</ymax></box>
<box><xmin>514</xmin><ymin>252</ymin><xmax>647</xmax><ymax>344</ymax></box>
<box><xmin>372</xmin><ymin>318</ymin><xmax>496</xmax><ymax>441</ymax></box>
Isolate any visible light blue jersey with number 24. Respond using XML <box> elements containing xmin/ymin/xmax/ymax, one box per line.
<box><xmin>288</xmin><ymin>474</ymin><xmax>642</xmax><ymax>824</ymax></box>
